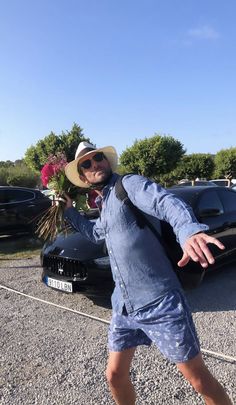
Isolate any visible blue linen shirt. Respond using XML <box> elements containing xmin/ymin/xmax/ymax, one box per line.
<box><xmin>64</xmin><ymin>173</ymin><xmax>208</xmax><ymax>314</ymax></box>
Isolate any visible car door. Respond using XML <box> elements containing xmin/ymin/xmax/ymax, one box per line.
<box><xmin>0</xmin><ymin>189</ymin><xmax>8</xmax><ymax>230</ymax></box>
<box><xmin>195</xmin><ymin>188</ymin><xmax>236</xmax><ymax>261</ymax></box>
<box><xmin>0</xmin><ymin>188</ymin><xmax>36</xmax><ymax>233</ymax></box>
<box><xmin>217</xmin><ymin>188</ymin><xmax>236</xmax><ymax>254</ymax></box>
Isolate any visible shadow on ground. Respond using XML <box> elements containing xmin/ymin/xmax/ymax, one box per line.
<box><xmin>79</xmin><ymin>263</ymin><xmax>236</xmax><ymax>313</ymax></box>
<box><xmin>0</xmin><ymin>235</ymin><xmax>43</xmax><ymax>257</ymax></box>
<box><xmin>72</xmin><ymin>264</ymin><xmax>236</xmax><ymax>313</ymax></box>
<box><xmin>185</xmin><ymin>264</ymin><xmax>236</xmax><ymax>313</ymax></box>
<box><xmin>74</xmin><ymin>277</ymin><xmax>114</xmax><ymax>309</ymax></box>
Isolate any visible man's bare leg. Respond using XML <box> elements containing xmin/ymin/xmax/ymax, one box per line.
<box><xmin>177</xmin><ymin>353</ymin><xmax>232</xmax><ymax>405</ymax></box>
<box><xmin>106</xmin><ymin>347</ymin><xmax>136</xmax><ymax>405</ymax></box>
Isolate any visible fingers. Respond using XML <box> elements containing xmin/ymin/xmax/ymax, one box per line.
<box><xmin>177</xmin><ymin>252</ymin><xmax>190</xmax><ymax>268</ymax></box>
<box><xmin>61</xmin><ymin>192</ymin><xmax>70</xmax><ymax>200</ymax></box>
<box><xmin>204</xmin><ymin>235</ymin><xmax>225</xmax><ymax>250</ymax></box>
<box><xmin>183</xmin><ymin>236</ymin><xmax>211</xmax><ymax>268</ymax></box>
<box><xmin>197</xmin><ymin>234</ymin><xmax>225</xmax><ymax>266</ymax></box>
<box><xmin>179</xmin><ymin>233</ymin><xmax>225</xmax><ymax>268</ymax></box>
<box><xmin>194</xmin><ymin>235</ymin><xmax>215</xmax><ymax>266</ymax></box>
<box><xmin>61</xmin><ymin>193</ymin><xmax>73</xmax><ymax>209</ymax></box>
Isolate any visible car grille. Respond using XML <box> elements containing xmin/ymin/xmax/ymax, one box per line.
<box><xmin>43</xmin><ymin>255</ymin><xmax>88</xmax><ymax>280</ymax></box>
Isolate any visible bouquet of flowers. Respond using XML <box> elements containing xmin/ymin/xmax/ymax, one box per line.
<box><xmin>35</xmin><ymin>152</ymin><xmax>78</xmax><ymax>241</ymax></box>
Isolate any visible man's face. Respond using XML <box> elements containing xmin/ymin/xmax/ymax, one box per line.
<box><xmin>78</xmin><ymin>152</ymin><xmax>112</xmax><ymax>186</ymax></box>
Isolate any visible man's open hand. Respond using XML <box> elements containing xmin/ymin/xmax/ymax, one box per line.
<box><xmin>177</xmin><ymin>233</ymin><xmax>225</xmax><ymax>268</ymax></box>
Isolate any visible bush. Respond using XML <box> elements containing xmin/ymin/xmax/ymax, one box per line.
<box><xmin>0</xmin><ymin>165</ymin><xmax>40</xmax><ymax>188</ymax></box>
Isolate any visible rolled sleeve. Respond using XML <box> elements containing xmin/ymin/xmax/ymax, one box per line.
<box><xmin>177</xmin><ymin>223</ymin><xmax>209</xmax><ymax>248</ymax></box>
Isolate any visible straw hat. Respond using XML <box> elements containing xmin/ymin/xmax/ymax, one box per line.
<box><xmin>65</xmin><ymin>141</ymin><xmax>118</xmax><ymax>188</ymax></box>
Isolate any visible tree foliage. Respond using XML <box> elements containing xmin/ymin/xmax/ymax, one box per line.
<box><xmin>0</xmin><ymin>167</ymin><xmax>9</xmax><ymax>185</ymax></box>
<box><xmin>24</xmin><ymin>123</ymin><xmax>90</xmax><ymax>172</ymax></box>
<box><xmin>213</xmin><ymin>147</ymin><xmax>236</xmax><ymax>179</ymax></box>
<box><xmin>171</xmin><ymin>154</ymin><xmax>215</xmax><ymax>181</ymax></box>
<box><xmin>0</xmin><ymin>162</ymin><xmax>39</xmax><ymax>187</ymax></box>
<box><xmin>120</xmin><ymin>135</ymin><xmax>185</xmax><ymax>181</ymax></box>
<box><xmin>0</xmin><ymin>160</ymin><xmax>15</xmax><ymax>168</ymax></box>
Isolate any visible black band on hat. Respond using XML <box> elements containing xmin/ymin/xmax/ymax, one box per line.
<box><xmin>76</xmin><ymin>147</ymin><xmax>95</xmax><ymax>159</ymax></box>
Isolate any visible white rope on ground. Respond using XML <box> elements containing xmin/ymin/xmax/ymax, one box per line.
<box><xmin>0</xmin><ymin>284</ymin><xmax>110</xmax><ymax>325</ymax></box>
<box><xmin>0</xmin><ymin>283</ymin><xmax>235</xmax><ymax>363</ymax></box>
<box><xmin>201</xmin><ymin>348</ymin><xmax>236</xmax><ymax>362</ymax></box>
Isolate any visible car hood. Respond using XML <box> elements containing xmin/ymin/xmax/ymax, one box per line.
<box><xmin>43</xmin><ymin>229</ymin><xmax>106</xmax><ymax>261</ymax></box>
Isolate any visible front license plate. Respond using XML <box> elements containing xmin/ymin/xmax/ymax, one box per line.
<box><xmin>46</xmin><ymin>277</ymin><xmax>73</xmax><ymax>293</ymax></box>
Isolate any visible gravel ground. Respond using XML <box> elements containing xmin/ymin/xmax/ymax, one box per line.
<box><xmin>0</xmin><ymin>256</ymin><xmax>235</xmax><ymax>404</ymax></box>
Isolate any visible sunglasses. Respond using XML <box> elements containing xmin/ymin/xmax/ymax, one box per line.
<box><xmin>79</xmin><ymin>152</ymin><xmax>106</xmax><ymax>170</ymax></box>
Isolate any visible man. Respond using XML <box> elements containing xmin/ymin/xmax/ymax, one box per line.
<box><xmin>64</xmin><ymin>141</ymin><xmax>232</xmax><ymax>405</ymax></box>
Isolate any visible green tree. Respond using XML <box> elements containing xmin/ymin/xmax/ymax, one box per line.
<box><xmin>24</xmin><ymin>123</ymin><xmax>90</xmax><ymax>172</ymax></box>
<box><xmin>0</xmin><ymin>162</ymin><xmax>39</xmax><ymax>187</ymax></box>
<box><xmin>14</xmin><ymin>159</ymin><xmax>24</xmax><ymax>165</ymax></box>
<box><xmin>0</xmin><ymin>167</ymin><xmax>9</xmax><ymax>185</ymax></box>
<box><xmin>24</xmin><ymin>145</ymin><xmax>42</xmax><ymax>172</ymax></box>
<box><xmin>0</xmin><ymin>160</ymin><xmax>14</xmax><ymax>168</ymax></box>
<box><xmin>120</xmin><ymin>135</ymin><xmax>185</xmax><ymax>181</ymax></box>
<box><xmin>214</xmin><ymin>147</ymin><xmax>236</xmax><ymax>179</ymax></box>
<box><xmin>60</xmin><ymin>123</ymin><xmax>91</xmax><ymax>162</ymax></box>
<box><xmin>172</xmin><ymin>154</ymin><xmax>215</xmax><ymax>181</ymax></box>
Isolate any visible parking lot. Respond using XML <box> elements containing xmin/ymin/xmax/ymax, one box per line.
<box><xmin>0</xmin><ymin>255</ymin><xmax>235</xmax><ymax>404</ymax></box>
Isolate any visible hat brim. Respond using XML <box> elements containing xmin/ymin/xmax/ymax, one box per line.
<box><xmin>65</xmin><ymin>146</ymin><xmax>118</xmax><ymax>188</ymax></box>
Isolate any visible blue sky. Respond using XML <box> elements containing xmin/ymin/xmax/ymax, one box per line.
<box><xmin>0</xmin><ymin>0</ymin><xmax>235</xmax><ymax>161</ymax></box>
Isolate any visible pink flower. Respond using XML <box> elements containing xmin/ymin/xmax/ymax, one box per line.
<box><xmin>41</xmin><ymin>164</ymin><xmax>55</xmax><ymax>187</ymax></box>
<box><xmin>40</xmin><ymin>152</ymin><xmax>68</xmax><ymax>188</ymax></box>
<box><xmin>36</xmin><ymin>152</ymin><xmax>78</xmax><ymax>241</ymax></box>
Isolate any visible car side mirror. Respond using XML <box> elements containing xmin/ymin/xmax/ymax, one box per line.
<box><xmin>198</xmin><ymin>208</ymin><xmax>222</xmax><ymax>217</ymax></box>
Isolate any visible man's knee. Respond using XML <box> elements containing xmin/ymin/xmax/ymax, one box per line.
<box><xmin>177</xmin><ymin>354</ymin><xmax>216</xmax><ymax>394</ymax></box>
<box><xmin>188</xmin><ymin>374</ymin><xmax>209</xmax><ymax>394</ymax></box>
<box><xmin>106</xmin><ymin>348</ymin><xmax>136</xmax><ymax>388</ymax></box>
<box><xmin>178</xmin><ymin>358</ymin><xmax>218</xmax><ymax>396</ymax></box>
<box><xmin>106</xmin><ymin>366</ymin><xmax>129</xmax><ymax>387</ymax></box>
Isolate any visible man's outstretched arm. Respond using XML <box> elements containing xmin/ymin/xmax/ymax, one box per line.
<box><xmin>62</xmin><ymin>194</ymin><xmax>105</xmax><ymax>243</ymax></box>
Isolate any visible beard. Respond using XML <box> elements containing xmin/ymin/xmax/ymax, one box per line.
<box><xmin>88</xmin><ymin>168</ymin><xmax>113</xmax><ymax>189</ymax></box>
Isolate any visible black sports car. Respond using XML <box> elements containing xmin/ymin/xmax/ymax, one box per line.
<box><xmin>41</xmin><ymin>186</ymin><xmax>236</xmax><ymax>292</ymax></box>
<box><xmin>0</xmin><ymin>186</ymin><xmax>52</xmax><ymax>237</ymax></box>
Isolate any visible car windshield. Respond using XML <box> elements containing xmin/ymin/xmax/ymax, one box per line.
<box><xmin>169</xmin><ymin>187</ymin><xmax>204</xmax><ymax>206</ymax></box>
<box><xmin>210</xmin><ymin>179</ymin><xmax>231</xmax><ymax>187</ymax></box>
<box><xmin>173</xmin><ymin>181</ymin><xmax>215</xmax><ymax>187</ymax></box>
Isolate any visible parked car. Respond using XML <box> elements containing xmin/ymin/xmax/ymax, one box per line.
<box><xmin>210</xmin><ymin>179</ymin><xmax>232</xmax><ymax>187</ymax></box>
<box><xmin>231</xmin><ymin>184</ymin><xmax>236</xmax><ymax>192</ymax></box>
<box><xmin>173</xmin><ymin>180</ymin><xmax>216</xmax><ymax>187</ymax></box>
<box><xmin>41</xmin><ymin>189</ymin><xmax>56</xmax><ymax>200</ymax></box>
<box><xmin>0</xmin><ymin>186</ymin><xmax>52</xmax><ymax>237</ymax></box>
<box><xmin>41</xmin><ymin>186</ymin><xmax>236</xmax><ymax>292</ymax></box>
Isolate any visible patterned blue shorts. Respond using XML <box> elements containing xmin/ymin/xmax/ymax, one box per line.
<box><xmin>108</xmin><ymin>289</ymin><xmax>200</xmax><ymax>363</ymax></box>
